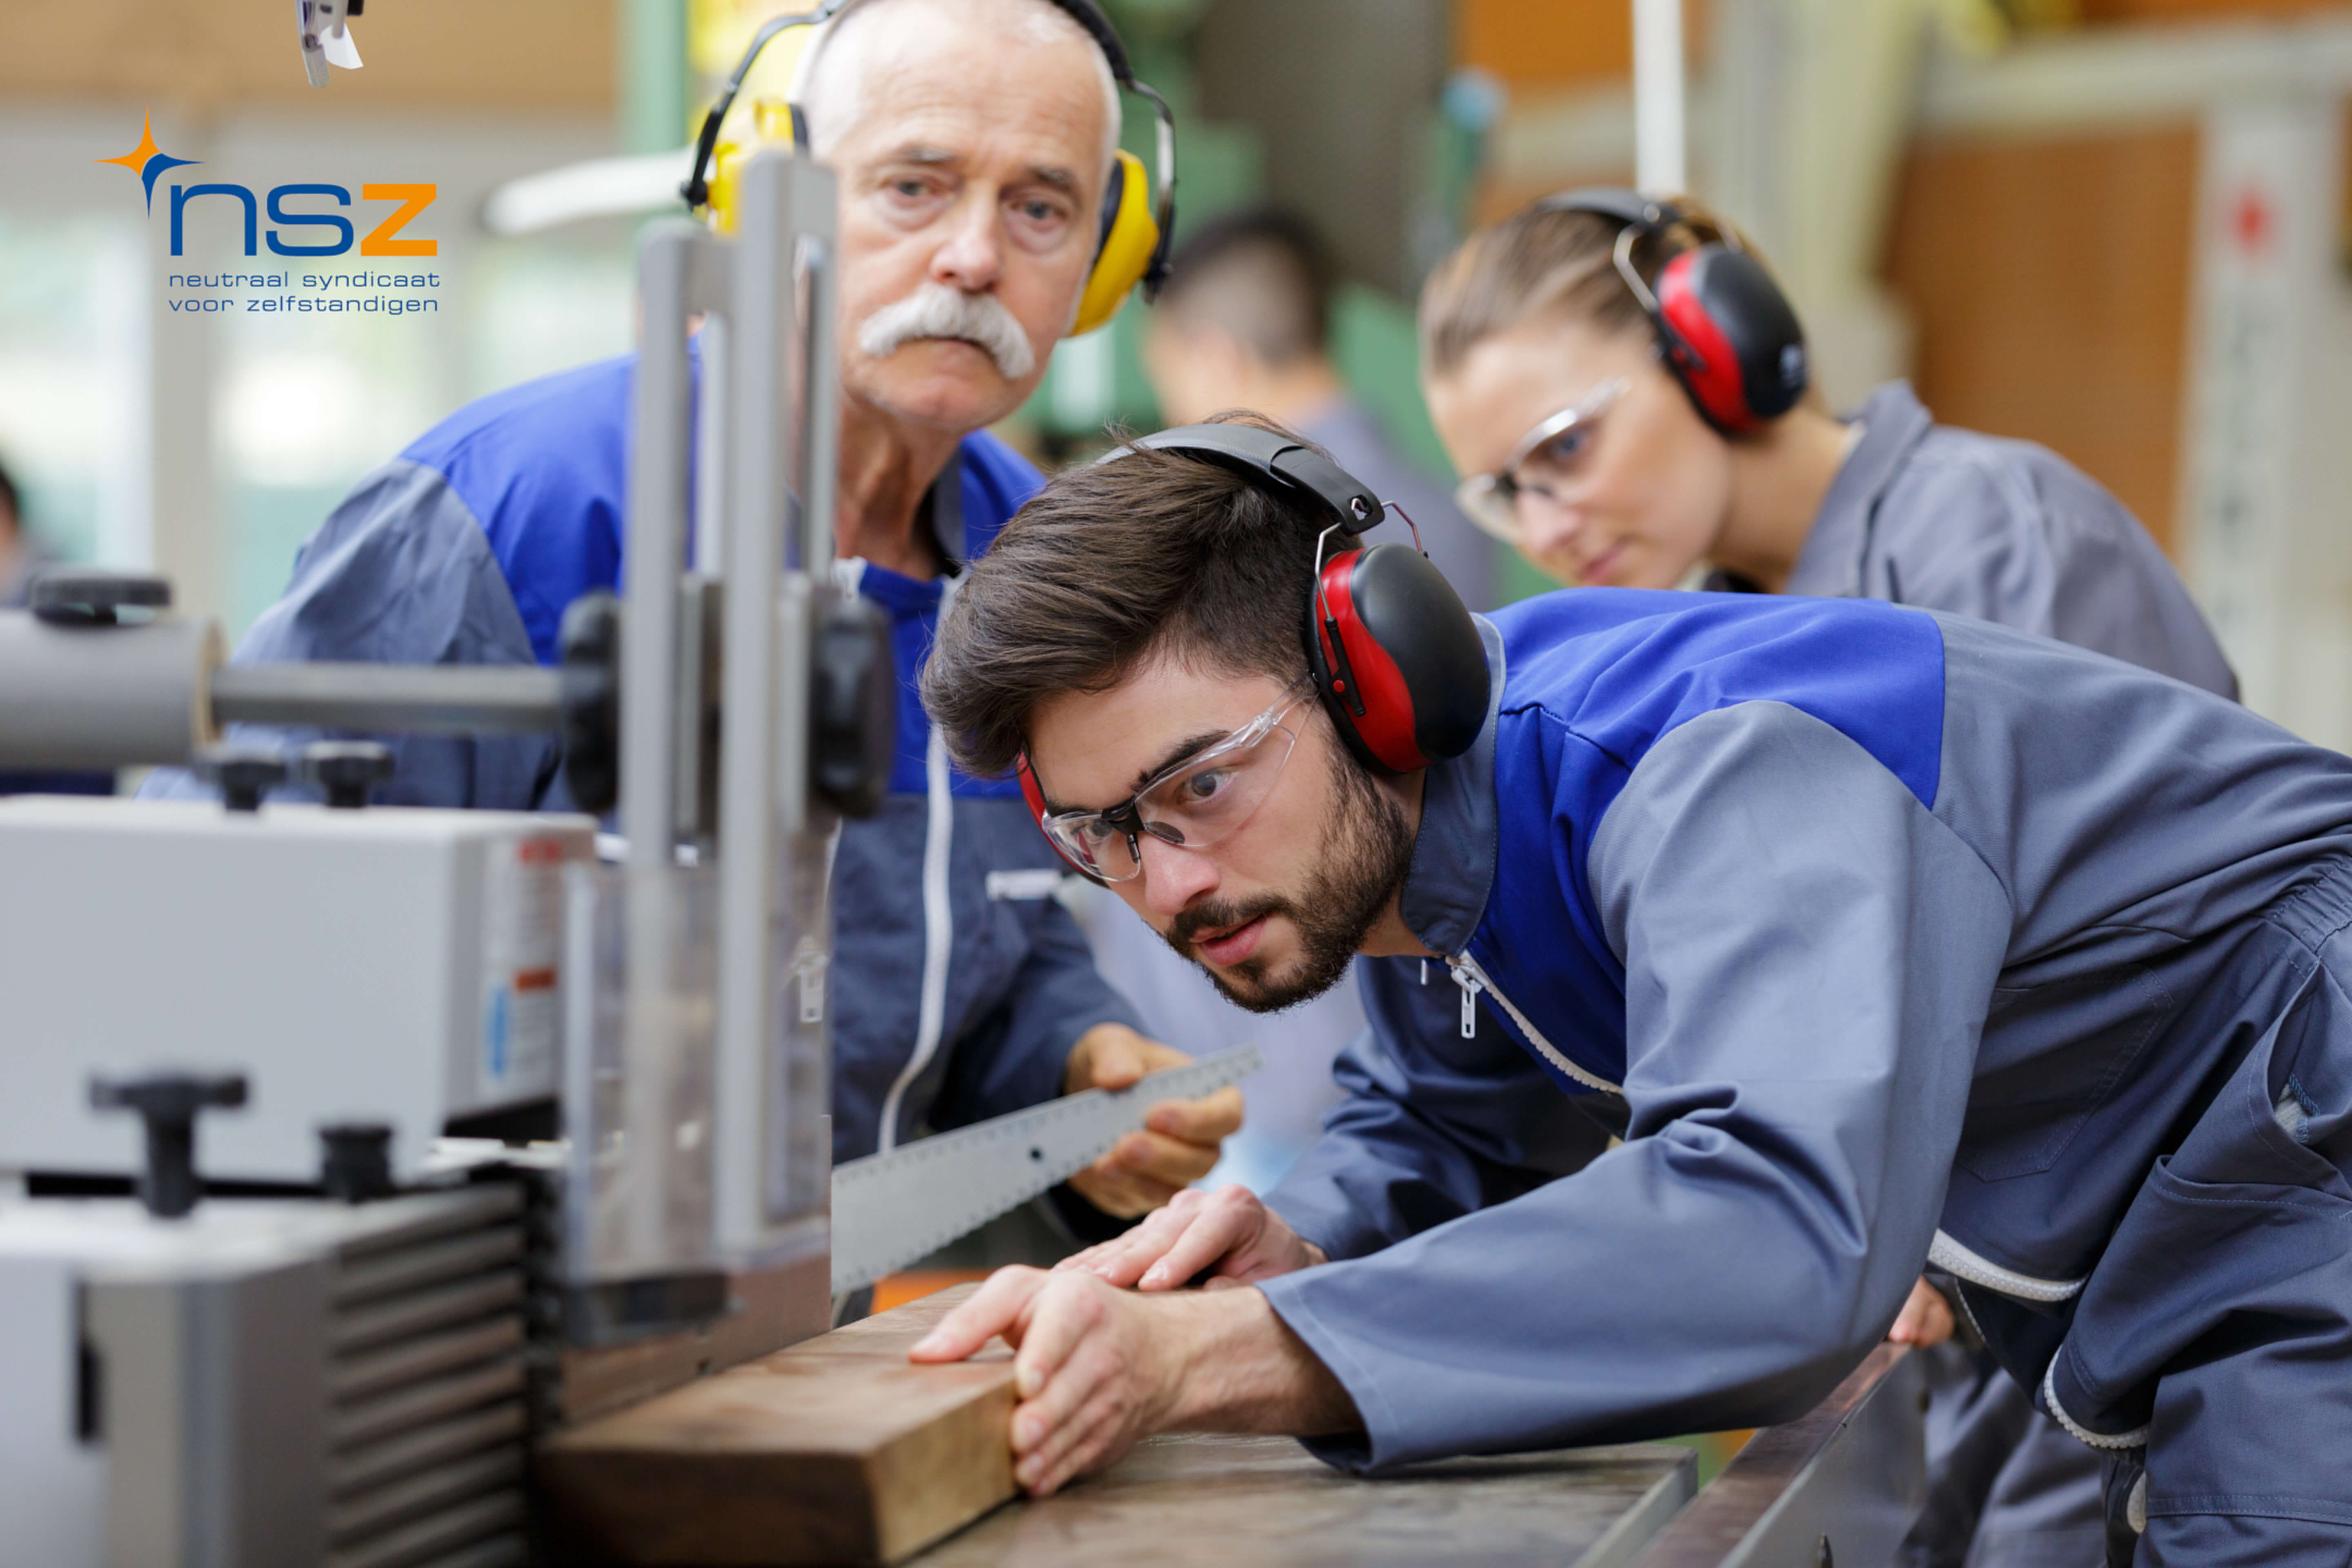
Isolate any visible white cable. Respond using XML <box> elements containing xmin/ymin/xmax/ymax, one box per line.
<box><xmin>875</xmin><ymin>718</ymin><xmax>954</xmax><ymax>1154</ymax></box>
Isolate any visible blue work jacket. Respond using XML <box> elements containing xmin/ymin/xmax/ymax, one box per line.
<box><xmin>1260</xmin><ymin>590</ymin><xmax>2352</xmax><ymax>1481</ymax></box>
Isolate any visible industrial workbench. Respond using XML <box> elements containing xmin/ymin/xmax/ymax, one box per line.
<box><xmin>909</xmin><ymin>1346</ymin><xmax>1926</xmax><ymax>1568</ymax></box>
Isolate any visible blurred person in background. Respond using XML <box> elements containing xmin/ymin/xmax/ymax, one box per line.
<box><xmin>1415</xmin><ymin>189</ymin><xmax>2238</xmax><ymax>1568</ymax></box>
<box><xmin>140</xmin><ymin>0</ymin><xmax>1240</xmax><ymax>1265</ymax></box>
<box><xmin>0</xmin><ymin>452</ymin><xmax>111</xmax><ymax>797</ymax></box>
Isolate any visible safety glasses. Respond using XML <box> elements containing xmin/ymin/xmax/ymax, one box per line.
<box><xmin>1036</xmin><ymin>679</ymin><xmax>1314</xmax><ymax>884</ymax></box>
<box><xmin>1454</xmin><ymin>376</ymin><xmax>1631</xmax><ymax>544</ymax></box>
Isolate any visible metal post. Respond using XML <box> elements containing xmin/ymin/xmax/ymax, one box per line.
<box><xmin>622</xmin><ymin>225</ymin><xmax>697</xmax><ymax>871</ymax></box>
<box><xmin>712</xmin><ymin>151</ymin><xmax>838</xmax><ymax>1257</ymax></box>
<box><xmin>1633</xmin><ymin>0</ymin><xmax>1687</xmax><ymax>195</ymax></box>
<box><xmin>714</xmin><ymin>151</ymin><xmax>794</xmax><ymax>1256</ymax></box>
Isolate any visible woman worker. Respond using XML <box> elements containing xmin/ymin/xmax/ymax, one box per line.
<box><xmin>1412</xmin><ymin>189</ymin><xmax>2237</xmax><ymax>1566</ymax></box>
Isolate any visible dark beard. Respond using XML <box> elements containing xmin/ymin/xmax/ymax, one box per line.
<box><xmin>1162</xmin><ymin>743</ymin><xmax>1416</xmax><ymax>1014</ymax></box>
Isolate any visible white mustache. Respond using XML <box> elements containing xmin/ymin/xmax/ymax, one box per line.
<box><xmin>856</xmin><ymin>282</ymin><xmax>1036</xmax><ymax>380</ymax></box>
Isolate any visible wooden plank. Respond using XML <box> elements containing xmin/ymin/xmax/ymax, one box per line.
<box><xmin>539</xmin><ymin>1285</ymin><xmax>1017</xmax><ymax>1567</ymax></box>
<box><xmin>913</xmin><ymin>1433</ymin><xmax>1695</xmax><ymax>1568</ymax></box>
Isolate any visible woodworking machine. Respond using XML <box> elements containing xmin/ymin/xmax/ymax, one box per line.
<box><xmin>0</xmin><ymin>149</ymin><xmax>881</xmax><ymax>1567</ymax></box>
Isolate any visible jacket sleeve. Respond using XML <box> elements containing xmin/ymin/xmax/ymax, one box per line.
<box><xmin>929</xmin><ymin>892</ymin><xmax>1145</xmax><ymax>1131</ymax></box>
<box><xmin>1880</xmin><ymin>441</ymin><xmax>2239</xmax><ymax>701</ymax></box>
<box><xmin>137</xmin><ymin>459</ymin><xmax>562</xmax><ymax>811</ymax></box>
<box><xmin>1257</xmin><ymin>700</ymin><xmax>2010</xmax><ymax>1471</ymax></box>
<box><xmin>1262</xmin><ymin>956</ymin><xmax>1616</xmax><ymax>1261</ymax></box>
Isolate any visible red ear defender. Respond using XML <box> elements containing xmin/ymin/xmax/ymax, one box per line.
<box><xmin>1307</xmin><ymin>540</ymin><xmax>1490</xmax><ymax>774</ymax></box>
<box><xmin>1655</xmin><ymin>247</ymin><xmax>1809</xmax><ymax>434</ymax></box>
<box><xmin>1533</xmin><ymin>189</ymin><xmax>1808</xmax><ymax>437</ymax></box>
<box><xmin>1091</xmin><ymin>421</ymin><xmax>1490</xmax><ymax>775</ymax></box>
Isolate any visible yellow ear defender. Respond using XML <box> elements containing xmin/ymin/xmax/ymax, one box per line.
<box><xmin>681</xmin><ymin>0</ymin><xmax>1176</xmax><ymax>337</ymax></box>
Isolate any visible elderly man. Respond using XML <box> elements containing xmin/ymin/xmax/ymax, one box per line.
<box><xmin>145</xmin><ymin>0</ymin><xmax>1236</xmax><ymax>1232</ymax></box>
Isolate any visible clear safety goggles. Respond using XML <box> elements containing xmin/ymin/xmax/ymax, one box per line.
<box><xmin>1453</xmin><ymin>376</ymin><xmax>1631</xmax><ymax>544</ymax></box>
<box><xmin>1037</xmin><ymin>679</ymin><xmax>1314</xmax><ymax>884</ymax></box>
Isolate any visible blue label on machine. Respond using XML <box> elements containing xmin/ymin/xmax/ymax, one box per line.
<box><xmin>484</xmin><ymin>987</ymin><xmax>510</xmax><ymax>1082</ymax></box>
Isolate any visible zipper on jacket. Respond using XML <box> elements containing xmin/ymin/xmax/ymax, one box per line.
<box><xmin>1447</xmin><ymin>951</ymin><xmax>1621</xmax><ymax>1094</ymax></box>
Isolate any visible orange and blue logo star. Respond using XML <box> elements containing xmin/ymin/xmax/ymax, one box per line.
<box><xmin>98</xmin><ymin>112</ymin><xmax>200</xmax><ymax>213</ymax></box>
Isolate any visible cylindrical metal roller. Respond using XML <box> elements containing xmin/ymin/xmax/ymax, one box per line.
<box><xmin>210</xmin><ymin>662</ymin><xmax>567</xmax><ymax>735</ymax></box>
<box><xmin>0</xmin><ymin>610</ymin><xmax>220</xmax><ymax>767</ymax></box>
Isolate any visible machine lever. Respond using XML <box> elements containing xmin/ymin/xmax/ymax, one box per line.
<box><xmin>88</xmin><ymin>1071</ymin><xmax>249</xmax><ymax>1219</ymax></box>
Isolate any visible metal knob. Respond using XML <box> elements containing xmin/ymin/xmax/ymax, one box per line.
<box><xmin>29</xmin><ymin>569</ymin><xmax>172</xmax><ymax>627</ymax></box>
<box><xmin>811</xmin><ymin>593</ymin><xmax>895</xmax><ymax>819</ymax></box>
<box><xmin>558</xmin><ymin>592</ymin><xmax>620</xmax><ymax>816</ymax></box>
<box><xmin>318</xmin><ymin>1122</ymin><xmax>395</xmax><ymax>1203</ymax></box>
<box><xmin>198</xmin><ymin>747</ymin><xmax>287</xmax><ymax>813</ymax></box>
<box><xmin>301</xmin><ymin>741</ymin><xmax>394</xmax><ymax>809</ymax></box>
<box><xmin>89</xmin><ymin>1071</ymin><xmax>248</xmax><ymax>1219</ymax></box>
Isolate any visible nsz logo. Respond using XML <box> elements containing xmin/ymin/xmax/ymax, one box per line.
<box><xmin>99</xmin><ymin>111</ymin><xmax>437</xmax><ymax>259</ymax></box>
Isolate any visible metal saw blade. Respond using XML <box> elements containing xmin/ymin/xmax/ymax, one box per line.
<box><xmin>829</xmin><ymin>1044</ymin><xmax>1261</xmax><ymax>1294</ymax></box>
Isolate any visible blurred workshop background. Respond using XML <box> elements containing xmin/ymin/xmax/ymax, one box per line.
<box><xmin>4</xmin><ymin>0</ymin><xmax>2351</xmax><ymax>1196</ymax></box>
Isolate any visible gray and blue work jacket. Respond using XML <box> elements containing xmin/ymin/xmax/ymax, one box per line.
<box><xmin>1259</xmin><ymin>589</ymin><xmax>2352</xmax><ymax>1478</ymax></box>
<box><xmin>143</xmin><ymin>352</ymin><xmax>1143</xmax><ymax>1167</ymax></box>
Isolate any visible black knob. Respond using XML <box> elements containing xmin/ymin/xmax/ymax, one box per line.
<box><xmin>301</xmin><ymin>741</ymin><xmax>394</xmax><ymax>808</ymax></box>
<box><xmin>558</xmin><ymin>592</ymin><xmax>620</xmax><ymax>816</ymax></box>
<box><xmin>29</xmin><ymin>570</ymin><xmax>172</xmax><ymax>627</ymax></box>
<box><xmin>89</xmin><ymin>1072</ymin><xmax>247</xmax><ymax>1219</ymax></box>
<box><xmin>198</xmin><ymin>747</ymin><xmax>287</xmax><ymax>813</ymax></box>
<box><xmin>319</xmin><ymin>1123</ymin><xmax>395</xmax><ymax>1203</ymax></box>
<box><xmin>810</xmin><ymin>592</ymin><xmax>895</xmax><ymax>819</ymax></box>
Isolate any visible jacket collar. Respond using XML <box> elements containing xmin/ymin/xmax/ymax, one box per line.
<box><xmin>1396</xmin><ymin>615</ymin><xmax>1506</xmax><ymax>959</ymax></box>
<box><xmin>839</xmin><ymin>445</ymin><xmax>968</xmax><ymax>613</ymax></box>
<box><xmin>1784</xmin><ymin>380</ymin><xmax>1935</xmax><ymax>598</ymax></box>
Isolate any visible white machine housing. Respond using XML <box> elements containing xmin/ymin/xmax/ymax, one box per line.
<box><xmin>0</xmin><ymin>1185</ymin><xmax>529</xmax><ymax>1568</ymax></box>
<box><xmin>0</xmin><ymin>797</ymin><xmax>595</xmax><ymax>1183</ymax></box>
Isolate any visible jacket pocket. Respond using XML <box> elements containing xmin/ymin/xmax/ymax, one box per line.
<box><xmin>1959</xmin><ymin>964</ymin><xmax>2171</xmax><ymax>1182</ymax></box>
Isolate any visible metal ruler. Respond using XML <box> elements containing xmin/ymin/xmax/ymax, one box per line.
<box><xmin>829</xmin><ymin>1045</ymin><xmax>1261</xmax><ymax>1294</ymax></box>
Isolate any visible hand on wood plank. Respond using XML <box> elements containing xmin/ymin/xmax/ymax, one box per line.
<box><xmin>908</xmin><ymin>1265</ymin><xmax>1359</xmax><ymax>1498</ymax></box>
<box><xmin>1056</xmin><ymin>1182</ymin><xmax>1327</xmax><ymax>1291</ymax></box>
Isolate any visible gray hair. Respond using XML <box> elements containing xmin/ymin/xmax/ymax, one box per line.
<box><xmin>798</xmin><ymin>0</ymin><xmax>1122</xmax><ymax>174</ymax></box>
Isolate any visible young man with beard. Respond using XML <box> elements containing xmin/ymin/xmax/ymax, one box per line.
<box><xmin>908</xmin><ymin>419</ymin><xmax>2352</xmax><ymax>1567</ymax></box>
<box><xmin>142</xmin><ymin>0</ymin><xmax>1238</xmax><ymax>1237</ymax></box>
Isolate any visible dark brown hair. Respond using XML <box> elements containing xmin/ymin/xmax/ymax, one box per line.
<box><xmin>922</xmin><ymin>416</ymin><xmax>1329</xmax><ymax>779</ymax></box>
<box><xmin>1418</xmin><ymin>193</ymin><xmax>1754</xmax><ymax>379</ymax></box>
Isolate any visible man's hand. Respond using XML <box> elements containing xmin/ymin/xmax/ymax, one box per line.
<box><xmin>1057</xmin><ymin>1183</ymin><xmax>1325</xmax><ymax>1291</ymax></box>
<box><xmin>1062</xmin><ymin>1024</ymin><xmax>1244</xmax><ymax>1218</ymax></box>
<box><xmin>1888</xmin><ymin>1277</ymin><xmax>1957</xmax><ymax>1347</ymax></box>
<box><xmin>908</xmin><ymin>1265</ymin><xmax>1356</xmax><ymax>1497</ymax></box>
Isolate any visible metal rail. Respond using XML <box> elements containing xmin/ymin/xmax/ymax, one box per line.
<box><xmin>1631</xmin><ymin>1344</ymin><xmax>1928</xmax><ymax>1568</ymax></box>
<box><xmin>210</xmin><ymin>662</ymin><xmax>566</xmax><ymax>736</ymax></box>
